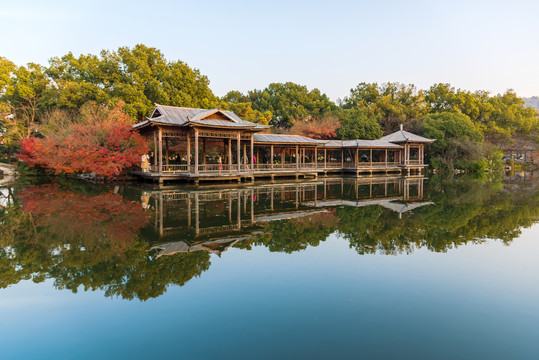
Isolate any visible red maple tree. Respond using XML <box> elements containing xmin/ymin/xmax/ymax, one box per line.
<box><xmin>18</xmin><ymin>103</ymin><xmax>149</xmax><ymax>177</ymax></box>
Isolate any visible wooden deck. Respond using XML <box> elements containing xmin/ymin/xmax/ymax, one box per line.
<box><xmin>133</xmin><ymin>162</ymin><xmax>426</xmax><ymax>185</ymax></box>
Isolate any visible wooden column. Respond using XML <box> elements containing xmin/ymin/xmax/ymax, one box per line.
<box><xmin>165</xmin><ymin>137</ymin><xmax>169</xmax><ymax>166</ymax></box>
<box><xmin>354</xmin><ymin>148</ymin><xmax>358</xmax><ymax>168</ymax></box>
<box><xmin>243</xmin><ymin>143</ymin><xmax>247</xmax><ymax>168</ymax></box>
<box><xmin>324</xmin><ymin>148</ymin><xmax>327</xmax><ymax>168</ymax></box>
<box><xmin>158</xmin><ymin>127</ymin><xmax>163</xmax><ymax>175</ymax></box>
<box><xmin>281</xmin><ymin>147</ymin><xmax>285</xmax><ymax>165</ymax></box>
<box><xmin>369</xmin><ymin>148</ymin><xmax>372</xmax><ymax>167</ymax></box>
<box><xmin>407</xmin><ymin>144</ymin><xmax>410</xmax><ymax>165</ymax></box>
<box><xmin>202</xmin><ymin>138</ymin><xmax>206</xmax><ymax>166</ymax></box>
<box><xmin>296</xmin><ymin>145</ymin><xmax>299</xmax><ymax>170</ymax></box>
<box><xmin>228</xmin><ymin>138</ymin><xmax>232</xmax><ymax>170</ymax></box>
<box><xmin>187</xmin><ymin>132</ymin><xmax>191</xmax><ymax>171</ymax></box>
<box><xmin>250</xmin><ymin>134</ymin><xmax>254</xmax><ymax>171</ymax></box>
<box><xmin>341</xmin><ymin>149</ymin><xmax>344</xmax><ymax>167</ymax></box>
<box><xmin>315</xmin><ymin>146</ymin><xmax>318</xmax><ymax>169</ymax></box>
<box><xmin>237</xmin><ymin>132</ymin><xmax>241</xmax><ymax>173</ymax></box>
<box><xmin>385</xmin><ymin>149</ymin><xmax>388</xmax><ymax>167</ymax></box>
<box><xmin>194</xmin><ymin>129</ymin><xmax>199</xmax><ymax>175</ymax></box>
<box><xmin>153</xmin><ymin>129</ymin><xmax>158</xmax><ymax>169</ymax></box>
<box><xmin>271</xmin><ymin>144</ymin><xmax>274</xmax><ymax>169</ymax></box>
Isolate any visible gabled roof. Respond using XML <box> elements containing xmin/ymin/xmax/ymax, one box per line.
<box><xmin>380</xmin><ymin>126</ymin><xmax>434</xmax><ymax>143</ymax></box>
<box><xmin>134</xmin><ymin>104</ymin><xmax>269</xmax><ymax>130</ymax></box>
<box><xmin>188</xmin><ymin>108</ymin><xmax>240</xmax><ymax>122</ymax></box>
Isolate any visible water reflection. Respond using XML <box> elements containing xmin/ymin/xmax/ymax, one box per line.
<box><xmin>149</xmin><ymin>177</ymin><xmax>431</xmax><ymax>257</ymax></box>
<box><xmin>0</xmin><ymin>174</ymin><xmax>537</xmax><ymax>300</ymax></box>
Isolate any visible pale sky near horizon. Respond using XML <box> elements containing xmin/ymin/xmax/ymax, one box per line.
<box><xmin>1</xmin><ymin>0</ymin><xmax>538</xmax><ymax>100</ymax></box>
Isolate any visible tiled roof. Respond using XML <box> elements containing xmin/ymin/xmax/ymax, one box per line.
<box><xmin>254</xmin><ymin>134</ymin><xmax>327</xmax><ymax>145</ymax></box>
<box><xmin>324</xmin><ymin>140</ymin><xmax>403</xmax><ymax>148</ymax></box>
<box><xmin>380</xmin><ymin>129</ymin><xmax>434</xmax><ymax>143</ymax></box>
<box><xmin>133</xmin><ymin>104</ymin><xmax>264</xmax><ymax>129</ymax></box>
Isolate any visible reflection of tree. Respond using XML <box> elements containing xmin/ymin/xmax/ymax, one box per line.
<box><xmin>336</xmin><ymin>176</ymin><xmax>539</xmax><ymax>255</ymax></box>
<box><xmin>18</xmin><ymin>184</ymin><xmax>149</xmax><ymax>253</ymax></box>
<box><xmin>253</xmin><ymin>211</ymin><xmax>339</xmax><ymax>253</ymax></box>
<box><xmin>0</xmin><ymin>183</ymin><xmax>210</xmax><ymax>301</ymax></box>
<box><xmin>1</xmin><ymin>176</ymin><xmax>538</xmax><ymax>301</ymax></box>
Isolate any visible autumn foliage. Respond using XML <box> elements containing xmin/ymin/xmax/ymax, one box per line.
<box><xmin>289</xmin><ymin>115</ymin><xmax>340</xmax><ymax>139</ymax></box>
<box><xmin>17</xmin><ymin>102</ymin><xmax>149</xmax><ymax>177</ymax></box>
<box><xmin>17</xmin><ymin>183</ymin><xmax>150</xmax><ymax>254</ymax></box>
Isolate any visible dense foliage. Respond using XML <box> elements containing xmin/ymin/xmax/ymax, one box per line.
<box><xmin>223</xmin><ymin>82</ymin><xmax>336</xmax><ymax>128</ymax></box>
<box><xmin>17</xmin><ymin>102</ymin><xmax>149</xmax><ymax>177</ymax></box>
<box><xmin>2</xmin><ymin>45</ymin><xmax>538</xmax><ymax>172</ymax></box>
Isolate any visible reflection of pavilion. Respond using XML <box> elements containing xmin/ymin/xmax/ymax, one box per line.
<box><xmin>147</xmin><ymin>177</ymin><xmax>432</xmax><ymax>257</ymax></box>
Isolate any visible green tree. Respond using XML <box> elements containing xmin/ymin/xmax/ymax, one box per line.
<box><xmin>225</xmin><ymin>82</ymin><xmax>336</xmax><ymax>128</ymax></box>
<box><xmin>336</xmin><ymin>108</ymin><xmax>383</xmax><ymax>140</ymax></box>
<box><xmin>419</xmin><ymin>112</ymin><xmax>486</xmax><ymax>170</ymax></box>
<box><xmin>46</xmin><ymin>44</ymin><xmax>219</xmax><ymax>119</ymax></box>
<box><xmin>2</xmin><ymin>62</ymin><xmax>55</xmax><ymax>139</ymax></box>
<box><xmin>342</xmin><ymin>82</ymin><xmax>427</xmax><ymax>133</ymax></box>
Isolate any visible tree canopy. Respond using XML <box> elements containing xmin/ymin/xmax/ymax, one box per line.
<box><xmin>1</xmin><ymin>45</ymin><xmax>538</xmax><ymax>172</ymax></box>
<box><xmin>46</xmin><ymin>44</ymin><xmax>219</xmax><ymax>119</ymax></box>
<box><xmin>223</xmin><ymin>82</ymin><xmax>336</xmax><ymax>128</ymax></box>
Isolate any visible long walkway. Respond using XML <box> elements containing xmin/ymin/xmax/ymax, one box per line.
<box><xmin>133</xmin><ymin>161</ymin><xmax>425</xmax><ymax>184</ymax></box>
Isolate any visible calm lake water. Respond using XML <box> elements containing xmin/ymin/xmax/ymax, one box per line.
<box><xmin>0</xmin><ymin>173</ymin><xmax>538</xmax><ymax>359</ymax></box>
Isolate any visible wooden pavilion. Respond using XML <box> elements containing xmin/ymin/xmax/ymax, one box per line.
<box><xmin>133</xmin><ymin>105</ymin><xmax>434</xmax><ymax>184</ymax></box>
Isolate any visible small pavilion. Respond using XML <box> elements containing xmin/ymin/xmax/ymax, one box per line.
<box><xmin>133</xmin><ymin>105</ymin><xmax>434</xmax><ymax>184</ymax></box>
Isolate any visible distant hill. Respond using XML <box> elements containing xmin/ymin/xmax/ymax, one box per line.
<box><xmin>524</xmin><ymin>96</ymin><xmax>539</xmax><ymax>110</ymax></box>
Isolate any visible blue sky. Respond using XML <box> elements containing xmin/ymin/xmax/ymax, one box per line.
<box><xmin>1</xmin><ymin>0</ymin><xmax>538</xmax><ymax>100</ymax></box>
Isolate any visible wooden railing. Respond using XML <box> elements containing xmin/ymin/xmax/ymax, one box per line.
<box><xmin>148</xmin><ymin>160</ymin><xmax>421</xmax><ymax>175</ymax></box>
<box><xmin>162</xmin><ymin>164</ymin><xmax>189</xmax><ymax>173</ymax></box>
